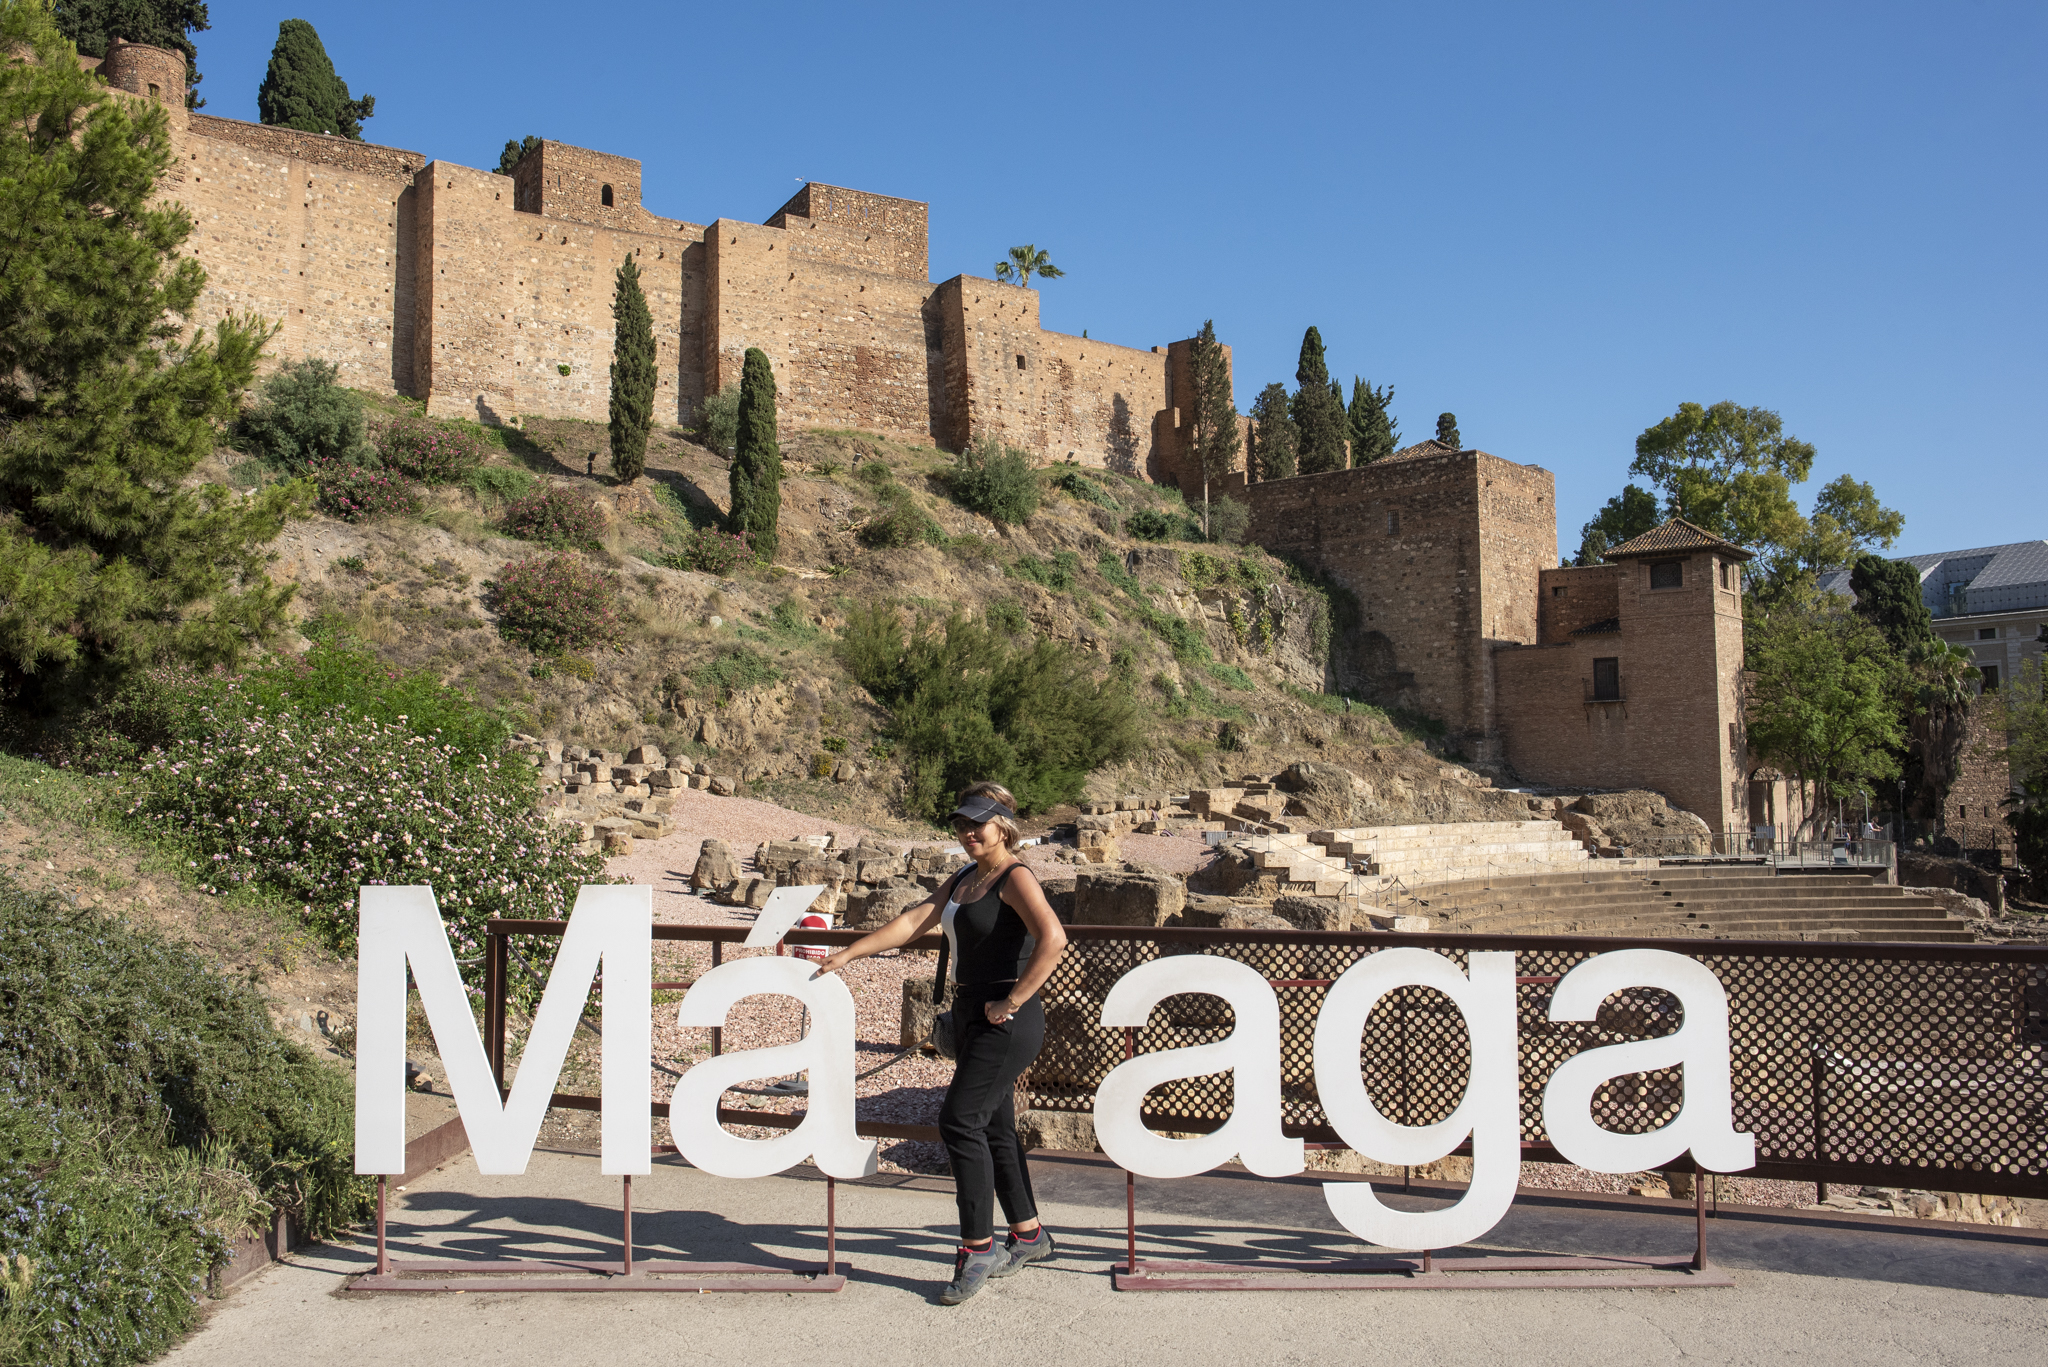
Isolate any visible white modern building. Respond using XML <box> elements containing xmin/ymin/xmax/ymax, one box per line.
<box><xmin>1819</xmin><ymin>540</ymin><xmax>2048</xmax><ymax>693</ymax></box>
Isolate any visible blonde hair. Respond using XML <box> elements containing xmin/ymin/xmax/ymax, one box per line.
<box><xmin>959</xmin><ymin>780</ymin><xmax>1023</xmax><ymax>851</ymax></box>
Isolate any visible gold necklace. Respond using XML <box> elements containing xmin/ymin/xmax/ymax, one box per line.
<box><xmin>963</xmin><ymin>857</ymin><xmax>1016</xmax><ymax>903</ymax></box>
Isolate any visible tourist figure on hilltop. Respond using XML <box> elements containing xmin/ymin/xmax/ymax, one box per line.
<box><xmin>815</xmin><ymin>782</ymin><xmax>1067</xmax><ymax>1304</ymax></box>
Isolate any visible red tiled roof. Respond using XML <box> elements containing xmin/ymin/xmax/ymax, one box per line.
<box><xmin>1604</xmin><ymin>518</ymin><xmax>1754</xmax><ymax>562</ymax></box>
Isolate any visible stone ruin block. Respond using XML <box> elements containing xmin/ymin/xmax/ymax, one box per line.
<box><xmin>690</xmin><ymin>839</ymin><xmax>736</xmax><ymax>891</ymax></box>
<box><xmin>1073</xmin><ymin>868</ymin><xmax>1185</xmax><ymax>926</ymax></box>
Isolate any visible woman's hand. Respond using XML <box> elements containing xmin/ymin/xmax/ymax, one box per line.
<box><xmin>813</xmin><ymin>948</ymin><xmax>857</xmax><ymax>979</ymax></box>
<box><xmin>984</xmin><ymin>996</ymin><xmax>1020</xmax><ymax>1025</ymax></box>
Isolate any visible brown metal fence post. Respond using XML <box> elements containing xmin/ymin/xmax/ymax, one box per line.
<box><xmin>711</xmin><ymin>940</ymin><xmax>723</xmax><ymax>1056</ymax></box>
<box><xmin>376</xmin><ymin>1175</ymin><xmax>389</xmax><ymax>1275</ymax></box>
<box><xmin>1692</xmin><ymin>1171</ymin><xmax>1707</xmax><ymax>1271</ymax></box>
<box><xmin>1125</xmin><ymin>1025</ymin><xmax>1136</xmax><ymax>1276</ymax></box>
<box><xmin>1811</xmin><ymin>1047</ymin><xmax>1829</xmax><ymax>1203</ymax></box>
<box><xmin>826</xmin><ymin>1176</ymin><xmax>838</xmax><ymax>1276</ymax></box>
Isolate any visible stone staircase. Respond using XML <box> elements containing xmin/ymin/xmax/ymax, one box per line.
<box><xmin>1307</xmin><ymin>820</ymin><xmax>1598</xmax><ymax>897</ymax></box>
<box><xmin>1398</xmin><ymin>864</ymin><xmax>1974</xmax><ymax>943</ymax></box>
<box><xmin>1237</xmin><ymin>833</ymin><xmax>1372</xmax><ymax>900</ymax></box>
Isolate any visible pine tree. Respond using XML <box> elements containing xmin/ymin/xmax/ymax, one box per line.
<box><xmin>256</xmin><ymin>19</ymin><xmax>373</xmax><ymax>140</ymax></box>
<box><xmin>608</xmin><ymin>255</ymin><xmax>655</xmax><ymax>484</ymax></box>
<box><xmin>54</xmin><ymin>0</ymin><xmax>210</xmax><ymax>108</ymax></box>
<box><xmin>1290</xmin><ymin>327</ymin><xmax>1348</xmax><ymax>474</ymax></box>
<box><xmin>1436</xmin><ymin>412</ymin><xmax>1462</xmax><ymax>449</ymax></box>
<box><xmin>1187</xmin><ymin>320</ymin><xmax>1241</xmax><ymax>536</ymax></box>
<box><xmin>727</xmin><ymin>349</ymin><xmax>782</xmax><ymax>561</ymax></box>
<box><xmin>1248</xmin><ymin>384</ymin><xmax>1297</xmax><ymax>482</ymax></box>
<box><xmin>0</xmin><ymin>4</ymin><xmax>307</xmax><ymax>703</ymax></box>
<box><xmin>1347</xmin><ymin>378</ymin><xmax>1398</xmax><ymax>465</ymax></box>
<box><xmin>497</xmin><ymin>135</ymin><xmax>540</xmax><ymax>176</ymax></box>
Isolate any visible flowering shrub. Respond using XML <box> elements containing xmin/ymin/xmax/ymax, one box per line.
<box><xmin>129</xmin><ymin>709</ymin><xmax>604</xmax><ymax>975</ymax></box>
<box><xmin>499</xmin><ymin>484</ymin><xmax>605</xmax><ymax>548</ymax></box>
<box><xmin>312</xmin><ymin>458</ymin><xmax>420</xmax><ymax>521</ymax></box>
<box><xmin>373</xmin><ymin>411</ymin><xmax>495</xmax><ymax>484</ymax></box>
<box><xmin>483</xmin><ymin>553</ymin><xmax>624</xmax><ymax>654</ymax></box>
<box><xmin>659</xmin><ymin>525</ymin><xmax>752</xmax><ymax>575</ymax></box>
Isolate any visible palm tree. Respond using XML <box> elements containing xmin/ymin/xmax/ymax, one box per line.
<box><xmin>994</xmin><ymin>245</ymin><xmax>1063</xmax><ymax>289</ymax></box>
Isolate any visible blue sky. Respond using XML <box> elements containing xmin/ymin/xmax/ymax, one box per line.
<box><xmin>190</xmin><ymin>1</ymin><xmax>2044</xmax><ymax>558</ymax></box>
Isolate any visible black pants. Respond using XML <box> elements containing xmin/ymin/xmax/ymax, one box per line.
<box><xmin>938</xmin><ymin>986</ymin><xmax>1044</xmax><ymax>1243</ymax></box>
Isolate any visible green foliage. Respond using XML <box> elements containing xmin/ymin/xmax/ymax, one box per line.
<box><xmin>1188</xmin><ymin>320</ymin><xmax>1241</xmax><ymax>515</ymax></box>
<box><xmin>769</xmin><ymin>595</ymin><xmax>817</xmax><ymax>637</ymax></box>
<box><xmin>497</xmin><ymin>134</ymin><xmax>540</xmax><ymax>175</ymax></box>
<box><xmin>986</xmin><ymin>597</ymin><xmax>1028</xmax><ymax>634</ymax></box>
<box><xmin>856</xmin><ymin>458</ymin><xmax>895</xmax><ymax>490</ymax></box>
<box><xmin>1745</xmin><ymin>589</ymin><xmax>1904</xmax><ymax>830</ymax></box>
<box><xmin>55</xmin><ymin>0</ymin><xmax>209</xmax><ymax>107</ymax></box>
<box><xmin>2005</xmin><ymin>773</ymin><xmax>2048</xmax><ymax>899</ymax></box>
<box><xmin>236</xmin><ymin>627</ymin><xmax>513</xmax><ymax>761</ymax></box>
<box><xmin>1290</xmin><ymin>327</ymin><xmax>1349</xmax><ymax>474</ymax></box>
<box><xmin>130</xmin><ymin>706</ymin><xmax>600</xmax><ymax>964</ymax></box>
<box><xmin>1849</xmin><ymin>553</ymin><xmax>1935</xmax><ymax>653</ymax></box>
<box><xmin>466</xmin><ymin>462</ymin><xmax>538</xmax><ymax>507</ymax></box>
<box><xmin>0</xmin><ymin>5</ymin><xmax>310</xmax><ymax>701</ymax></box>
<box><xmin>1053</xmin><ymin>468</ymin><xmax>1120</xmax><ymax>509</ymax></box>
<box><xmin>235</xmin><ymin>358</ymin><xmax>365</xmax><ymax>470</ymax></box>
<box><xmin>483</xmin><ymin>553</ymin><xmax>623</xmax><ymax>653</ymax></box>
<box><xmin>840</xmin><ymin>603</ymin><xmax>1141</xmax><ymax>821</ymax></box>
<box><xmin>1435</xmin><ymin>412</ymin><xmax>1461</xmax><ymax>448</ymax></box>
<box><xmin>658</xmin><ymin>525</ymin><xmax>752</xmax><ymax>575</ymax></box>
<box><xmin>691</xmin><ymin>645</ymin><xmax>781</xmax><ymax>703</ymax></box>
<box><xmin>994</xmin><ymin>244</ymin><xmax>1063</xmax><ymax>289</ymax></box>
<box><xmin>860</xmin><ymin>485</ymin><xmax>944</xmax><ymax>548</ymax></box>
<box><xmin>1096</xmin><ymin>552</ymin><xmax>1209</xmax><ymax>662</ymax></box>
<box><xmin>1249</xmin><ymin>382</ymin><xmax>1297</xmax><ymax>481</ymax></box>
<box><xmin>1207</xmin><ymin>662</ymin><xmax>1254</xmax><ymax>690</ymax></box>
<box><xmin>1989</xmin><ymin>659</ymin><xmax>2048</xmax><ymax>788</ymax></box>
<box><xmin>375</xmin><ymin>410</ymin><xmax>494</xmax><ymax>485</ymax></box>
<box><xmin>499</xmin><ymin>484</ymin><xmax>605</xmax><ymax>548</ymax></box>
<box><xmin>256</xmin><ymin>18</ymin><xmax>372</xmax><ymax>139</ymax></box>
<box><xmin>728</xmin><ymin>349</ymin><xmax>783</xmax><ymax>560</ymax></box>
<box><xmin>697</xmin><ymin>381</ymin><xmax>740</xmax><ymax>458</ymax></box>
<box><xmin>1574</xmin><ymin>483</ymin><xmax>1661</xmax><ymax>564</ymax></box>
<box><xmin>1124</xmin><ymin>508</ymin><xmax>1184</xmax><ymax>541</ymax></box>
<box><xmin>1010</xmin><ymin>550</ymin><xmax>1081</xmax><ymax>592</ymax></box>
<box><xmin>1348</xmin><ymin>379</ymin><xmax>1399</xmax><ymax>465</ymax></box>
<box><xmin>949</xmin><ymin>438</ymin><xmax>1042</xmax><ymax>526</ymax></box>
<box><xmin>311</xmin><ymin>458</ymin><xmax>417</xmax><ymax>521</ymax></box>
<box><xmin>1205</xmin><ymin>493</ymin><xmax>1251</xmax><ymax>544</ymax></box>
<box><xmin>0</xmin><ymin>887</ymin><xmax>371</xmax><ymax>1367</ymax></box>
<box><xmin>608</xmin><ymin>255</ymin><xmax>655</xmax><ymax>484</ymax></box>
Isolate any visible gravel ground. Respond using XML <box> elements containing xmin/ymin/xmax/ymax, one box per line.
<box><xmin>600</xmin><ymin>792</ymin><xmax>1817</xmax><ymax>1202</ymax></box>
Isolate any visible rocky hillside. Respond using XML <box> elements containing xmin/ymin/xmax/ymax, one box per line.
<box><xmin>217</xmin><ymin>405</ymin><xmax>1692</xmax><ymax>833</ymax></box>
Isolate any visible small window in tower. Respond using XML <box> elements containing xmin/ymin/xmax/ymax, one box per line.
<box><xmin>1979</xmin><ymin>627</ymin><xmax>1997</xmax><ymax>640</ymax></box>
<box><xmin>1650</xmin><ymin>559</ymin><xmax>1683</xmax><ymax>589</ymax></box>
<box><xmin>147</xmin><ymin>83</ymin><xmax>160</xmax><ymax>98</ymax></box>
<box><xmin>1016</xmin><ymin>354</ymin><xmax>1026</xmax><ymax>370</ymax></box>
<box><xmin>1387</xmin><ymin>511</ymin><xmax>1400</xmax><ymax>534</ymax></box>
<box><xmin>1592</xmin><ymin>657</ymin><xmax>1621</xmax><ymax>701</ymax></box>
<box><xmin>1552</xmin><ymin>585</ymin><xmax>1565</xmax><ymax>597</ymax></box>
<box><xmin>601</xmin><ymin>184</ymin><xmax>614</xmax><ymax>207</ymax></box>
<box><xmin>1719</xmin><ymin>561</ymin><xmax>1732</xmax><ymax>589</ymax></box>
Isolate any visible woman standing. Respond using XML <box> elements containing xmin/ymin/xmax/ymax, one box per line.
<box><xmin>814</xmin><ymin>781</ymin><xmax>1068</xmax><ymax>1305</ymax></box>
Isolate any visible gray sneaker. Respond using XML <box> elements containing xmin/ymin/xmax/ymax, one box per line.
<box><xmin>991</xmin><ymin>1227</ymin><xmax>1055</xmax><ymax>1277</ymax></box>
<box><xmin>939</xmin><ymin>1244</ymin><xmax>1004</xmax><ymax>1305</ymax></box>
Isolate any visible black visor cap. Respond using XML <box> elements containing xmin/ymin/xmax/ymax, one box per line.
<box><xmin>948</xmin><ymin>794</ymin><xmax>1013</xmax><ymax>828</ymax></box>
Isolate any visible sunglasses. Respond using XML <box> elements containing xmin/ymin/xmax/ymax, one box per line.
<box><xmin>951</xmin><ymin>818</ymin><xmax>989</xmax><ymax>836</ymax></box>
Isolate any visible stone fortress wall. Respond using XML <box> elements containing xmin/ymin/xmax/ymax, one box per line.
<box><xmin>103</xmin><ymin>40</ymin><xmax>1749</xmax><ymax>832</ymax></box>
<box><xmin>110</xmin><ymin>46</ymin><xmax>1202</xmax><ymax>478</ymax></box>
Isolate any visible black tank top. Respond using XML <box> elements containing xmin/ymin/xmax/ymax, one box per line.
<box><xmin>940</xmin><ymin>863</ymin><xmax>1036</xmax><ymax>988</ymax></box>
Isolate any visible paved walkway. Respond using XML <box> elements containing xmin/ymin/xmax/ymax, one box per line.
<box><xmin>166</xmin><ymin>1151</ymin><xmax>2048</xmax><ymax>1366</ymax></box>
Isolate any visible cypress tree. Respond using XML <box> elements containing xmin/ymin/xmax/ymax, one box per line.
<box><xmin>0</xmin><ymin>4</ymin><xmax>307</xmax><ymax>703</ymax></box>
<box><xmin>1348</xmin><ymin>379</ymin><xmax>1399</xmax><ymax>465</ymax></box>
<box><xmin>497</xmin><ymin>134</ymin><xmax>541</xmax><ymax>176</ymax></box>
<box><xmin>1290</xmin><ymin>327</ymin><xmax>1348</xmax><ymax>474</ymax></box>
<box><xmin>256</xmin><ymin>19</ymin><xmax>373</xmax><ymax>140</ymax></box>
<box><xmin>608</xmin><ymin>255</ymin><xmax>655</xmax><ymax>484</ymax></box>
<box><xmin>728</xmin><ymin>348</ymin><xmax>782</xmax><ymax>561</ymax></box>
<box><xmin>1436</xmin><ymin>412</ymin><xmax>1462</xmax><ymax>449</ymax></box>
<box><xmin>1187</xmin><ymin>320</ymin><xmax>1241</xmax><ymax>534</ymax></box>
<box><xmin>1248</xmin><ymin>383</ymin><xmax>1297</xmax><ymax>482</ymax></box>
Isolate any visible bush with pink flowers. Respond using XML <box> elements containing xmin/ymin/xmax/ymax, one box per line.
<box><xmin>373</xmin><ymin>411</ymin><xmax>495</xmax><ymax>484</ymax></box>
<box><xmin>311</xmin><ymin>458</ymin><xmax>419</xmax><ymax>521</ymax></box>
<box><xmin>499</xmin><ymin>484</ymin><xmax>606</xmax><ymax>549</ymax></box>
<box><xmin>483</xmin><ymin>553</ymin><xmax>623</xmax><ymax>654</ymax></box>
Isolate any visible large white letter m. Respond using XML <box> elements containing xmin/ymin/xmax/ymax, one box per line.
<box><xmin>354</xmin><ymin>885</ymin><xmax>651</xmax><ymax>1177</ymax></box>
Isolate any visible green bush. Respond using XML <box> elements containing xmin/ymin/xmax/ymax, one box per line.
<box><xmin>658</xmin><ymin>525</ymin><xmax>752</xmax><ymax>575</ymax></box>
<box><xmin>483</xmin><ymin>553</ymin><xmax>624</xmax><ymax>653</ymax></box>
<box><xmin>1010</xmin><ymin>551</ymin><xmax>1080</xmax><ymax>592</ymax></box>
<box><xmin>1054</xmin><ymin>469</ymin><xmax>1120</xmax><ymax>509</ymax></box>
<box><xmin>466</xmin><ymin>463</ymin><xmax>538</xmax><ymax>507</ymax></box>
<box><xmin>948</xmin><ymin>439</ymin><xmax>1041</xmax><ymax>527</ymax></box>
<box><xmin>986</xmin><ymin>597</ymin><xmax>1028</xmax><ymax>634</ymax></box>
<box><xmin>697</xmin><ymin>381</ymin><xmax>741</xmax><ymax>457</ymax></box>
<box><xmin>375</xmin><ymin>411</ymin><xmax>495</xmax><ymax>484</ymax></box>
<box><xmin>500</xmin><ymin>484</ymin><xmax>606</xmax><ymax>549</ymax></box>
<box><xmin>312</xmin><ymin>458</ymin><xmax>419</xmax><ymax>521</ymax></box>
<box><xmin>857</xmin><ymin>458</ymin><xmax>895</xmax><ymax>491</ymax></box>
<box><xmin>1207</xmin><ymin>662</ymin><xmax>1254</xmax><ymax>690</ymax></box>
<box><xmin>1125</xmin><ymin>508</ymin><xmax>1186</xmax><ymax>541</ymax></box>
<box><xmin>236</xmin><ymin>358</ymin><xmax>366</xmax><ymax>470</ymax></box>
<box><xmin>1204</xmin><ymin>495</ymin><xmax>1251</xmax><ymax>544</ymax></box>
<box><xmin>129</xmin><ymin>706</ymin><xmax>602</xmax><ymax>966</ymax></box>
<box><xmin>861</xmin><ymin>485</ymin><xmax>945</xmax><ymax>548</ymax></box>
<box><xmin>691</xmin><ymin>645</ymin><xmax>781</xmax><ymax>703</ymax></box>
<box><xmin>841</xmin><ymin>602</ymin><xmax>1141</xmax><ymax>821</ymax></box>
<box><xmin>0</xmin><ymin>882</ymin><xmax>376</xmax><ymax>1366</ymax></box>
